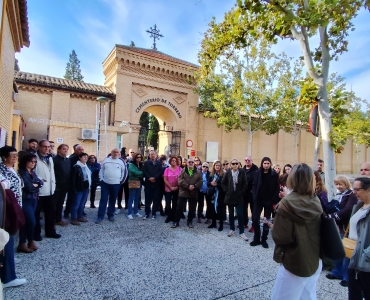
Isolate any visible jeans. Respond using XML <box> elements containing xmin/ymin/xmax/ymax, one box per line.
<box><xmin>271</xmin><ymin>259</ymin><xmax>322</xmax><ymax>300</ymax></box>
<box><xmin>165</xmin><ymin>191</ymin><xmax>178</xmax><ymax>221</ymax></box>
<box><xmin>175</xmin><ymin>197</ymin><xmax>197</xmax><ymax>223</ymax></box>
<box><xmin>97</xmin><ymin>181</ymin><xmax>120</xmax><ymax>219</ymax></box>
<box><xmin>34</xmin><ymin>195</ymin><xmax>57</xmax><ymax>237</ymax></box>
<box><xmin>19</xmin><ymin>196</ymin><xmax>37</xmax><ymax>243</ymax></box>
<box><xmin>71</xmin><ymin>189</ymin><xmax>89</xmax><ymax>219</ymax></box>
<box><xmin>1</xmin><ymin>236</ymin><xmax>16</xmax><ymax>284</ymax></box>
<box><xmin>54</xmin><ymin>186</ymin><xmax>68</xmax><ymax>222</ymax></box>
<box><xmin>229</xmin><ymin>203</ymin><xmax>244</xmax><ymax>234</ymax></box>
<box><xmin>128</xmin><ymin>187</ymin><xmax>141</xmax><ymax>215</ymax></box>
<box><xmin>252</xmin><ymin>203</ymin><xmax>272</xmax><ymax>242</ymax></box>
<box><xmin>144</xmin><ymin>184</ymin><xmax>160</xmax><ymax>217</ymax></box>
<box><xmin>348</xmin><ymin>268</ymin><xmax>370</xmax><ymax>300</ymax></box>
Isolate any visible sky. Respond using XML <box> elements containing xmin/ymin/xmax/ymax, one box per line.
<box><xmin>17</xmin><ymin>0</ymin><xmax>370</xmax><ymax>102</ymax></box>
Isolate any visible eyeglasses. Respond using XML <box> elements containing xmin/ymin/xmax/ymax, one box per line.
<box><xmin>231</xmin><ymin>163</ymin><xmax>239</xmax><ymax>165</ymax></box>
<box><xmin>130</xmin><ymin>152</ymin><xmax>135</xmax><ymax>154</ymax></box>
<box><xmin>353</xmin><ymin>188</ymin><xmax>363</xmax><ymax>192</ymax></box>
<box><xmin>223</xmin><ymin>163</ymin><xmax>229</xmax><ymax>166</ymax></box>
<box><xmin>245</xmin><ymin>159</ymin><xmax>251</xmax><ymax>161</ymax></box>
<box><xmin>9</xmin><ymin>153</ymin><xmax>18</xmax><ymax>158</ymax></box>
<box><xmin>194</xmin><ymin>160</ymin><xmax>200</xmax><ymax>162</ymax></box>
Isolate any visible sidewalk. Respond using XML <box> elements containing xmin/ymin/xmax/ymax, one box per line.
<box><xmin>4</xmin><ymin>204</ymin><xmax>347</xmax><ymax>300</ymax></box>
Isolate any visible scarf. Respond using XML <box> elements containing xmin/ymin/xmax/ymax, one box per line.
<box><xmin>76</xmin><ymin>161</ymin><xmax>91</xmax><ymax>188</ymax></box>
<box><xmin>212</xmin><ymin>173</ymin><xmax>220</xmax><ymax>213</ymax></box>
<box><xmin>334</xmin><ymin>189</ymin><xmax>348</xmax><ymax>203</ymax></box>
<box><xmin>231</xmin><ymin>169</ymin><xmax>239</xmax><ymax>191</ymax></box>
<box><xmin>188</xmin><ymin>168</ymin><xmax>194</xmax><ymax>177</ymax></box>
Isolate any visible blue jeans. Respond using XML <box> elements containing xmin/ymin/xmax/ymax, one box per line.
<box><xmin>332</xmin><ymin>233</ymin><xmax>350</xmax><ymax>281</ymax></box>
<box><xmin>128</xmin><ymin>187</ymin><xmax>141</xmax><ymax>215</ymax></box>
<box><xmin>98</xmin><ymin>181</ymin><xmax>120</xmax><ymax>219</ymax></box>
<box><xmin>19</xmin><ymin>196</ymin><xmax>37</xmax><ymax>243</ymax></box>
<box><xmin>71</xmin><ymin>189</ymin><xmax>89</xmax><ymax>219</ymax></box>
<box><xmin>1</xmin><ymin>236</ymin><xmax>16</xmax><ymax>284</ymax></box>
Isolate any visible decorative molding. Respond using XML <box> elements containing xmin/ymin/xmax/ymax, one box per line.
<box><xmin>173</xmin><ymin>95</ymin><xmax>185</xmax><ymax>104</ymax></box>
<box><xmin>132</xmin><ymin>83</ymin><xmax>187</xmax><ymax>96</ymax></box>
<box><xmin>133</xmin><ymin>87</ymin><xmax>147</xmax><ymax>98</ymax></box>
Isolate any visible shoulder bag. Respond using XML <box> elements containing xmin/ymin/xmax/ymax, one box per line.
<box><xmin>320</xmin><ymin>214</ymin><xmax>345</xmax><ymax>261</ymax></box>
<box><xmin>128</xmin><ymin>180</ymin><xmax>140</xmax><ymax>189</ymax></box>
<box><xmin>342</xmin><ymin>224</ymin><xmax>356</xmax><ymax>259</ymax></box>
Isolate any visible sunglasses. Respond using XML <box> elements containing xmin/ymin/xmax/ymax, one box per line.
<box><xmin>188</xmin><ymin>161</ymin><xmax>194</xmax><ymax>164</ymax></box>
<box><xmin>202</xmin><ymin>166</ymin><xmax>208</xmax><ymax>168</ymax></box>
<box><xmin>231</xmin><ymin>163</ymin><xmax>239</xmax><ymax>165</ymax></box>
<box><xmin>194</xmin><ymin>160</ymin><xmax>200</xmax><ymax>162</ymax></box>
<box><xmin>245</xmin><ymin>159</ymin><xmax>251</xmax><ymax>161</ymax></box>
<box><xmin>223</xmin><ymin>163</ymin><xmax>229</xmax><ymax>166</ymax></box>
<box><xmin>29</xmin><ymin>161</ymin><xmax>37</xmax><ymax>163</ymax></box>
<box><xmin>136</xmin><ymin>156</ymin><xmax>142</xmax><ymax>159</ymax></box>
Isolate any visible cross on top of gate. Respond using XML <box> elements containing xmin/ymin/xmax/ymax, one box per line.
<box><xmin>146</xmin><ymin>24</ymin><xmax>163</xmax><ymax>51</ymax></box>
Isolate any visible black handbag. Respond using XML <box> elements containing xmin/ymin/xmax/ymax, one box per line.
<box><xmin>320</xmin><ymin>214</ymin><xmax>345</xmax><ymax>261</ymax></box>
<box><xmin>324</xmin><ymin>200</ymin><xmax>340</xmax><ymax>214</ymax></box>
<box><xmin>207</xmin><ymin>186</ymin><xmax>215</xmax><ymax>197</ymax></box>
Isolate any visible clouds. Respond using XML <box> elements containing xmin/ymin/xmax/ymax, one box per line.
<box><xmin>16</xmin><ymin>1</ymin><xmax>369</xmax><ymax>101</ymax></box>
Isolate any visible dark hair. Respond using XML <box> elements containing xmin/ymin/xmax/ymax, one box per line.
<box><xmin>57</xmin><ymin>143</ymin><xmax>69</xmax><ymax>150</ymax></box>
<box><xmin>78</xmin><ymin>152</ymin><xmax>88</xmax><ymax>158</ymax></box>
<box><xmin>0</xmin><ymin>146</ymin><xmax>17</xmax><ymax>159</ymax></box>
<box><xmin>279</xmin><ymin>173</ymin><xmax>289</xmax><ymax>186</ymax></box>
<box><xmin>73</xmin><ymin>144</ymin><xmax>79</xmax><ymax>150</ymax></box>
<box><xmin>133</xmin><ymin>152</ymin><xmax>143</xmax><ymax>166</ymax></box>
<box><xmin>318</xmin><ymin>159</ymin><xmax>324</xmax><ymax>163</ymax></box>
<box><xmin>283</xmin><ymin>164</ymin><xmax>293</xmax><ymax>173</ymax></box>
<box><xmin>18</xmin><ymin>153</ymin><xmax>37</xmax><ymax>170</ymax></box>
<box><xmin>194</xmin><ymin>156</ymin><xmax>202</xmax><ymax>164</ymax></box>
<box><xmin>88</xmin><ymin>155</ymin><xmax>96</xmax><ymax>160</ymax></box>
<box><xmin>354</xmin><ymin>177</ymin><xmax>370</xmax><ymax>190</ymax></box>
<box><xmin>259</xmin><ymin>157</ymin><xmax>272</xmax><ymax>170</ymax></box>
<box><xmin>160</xmin><ymin>155</ymin><xmax>167</xmax><ymax>161</ymax></box>
<box><xmin>38</xmin><ymin>139</ymin><xmax>49</xmax><ymax>146</ymax></box>
<box><xmin>169</xmin><ymin>155</ymin><xmax>178</xmax><ymax>165</ymax></box>
<box><xmin>28</xmin><ymin>138</ymin><xmax>38</xmax><ymax>144</ymax></box>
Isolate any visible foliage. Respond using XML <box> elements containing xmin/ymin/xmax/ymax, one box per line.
<box><xmin>14</xmin><ymin>58</ymin><xmax>20</xmax><ymax>71</ymax></box>
<box><xmin>64</xmin><ymin>50</ymin><xmax>84</xmax><ymax>81</ymax></box>
<box><xmin>146</xmin><ymin>114</ymin><xmax>159</xmax><ymax>149</ymax></box>
<box><xmin>130</xmin><ymin>41</ymin><xmax>136</xmax><ymax>47</ymax></box>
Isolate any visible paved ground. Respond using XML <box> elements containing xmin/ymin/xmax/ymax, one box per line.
<box><xmin>5</xmin><ymin>201</ymin><xmax>347</xmax><ymax>300</ymax></box>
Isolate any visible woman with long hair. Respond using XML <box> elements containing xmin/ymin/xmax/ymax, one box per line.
<box><xmin>127</xmin><ymin>152</ymin><xmax>143</xmax><ymax>219</ymax></box>
<box><xmin>194</xmin><ymin>156</ymin><xmax>202</xmax><ymax>171</ymax></box>
<box><xmin>18</xmin><ymin>153</ymin><xmax>43</xmax><ymax>252</ymax></box>
<box><xmin>270</xmin><ymin>163</ymin><xmax>323</xmax><ymax>300</ymax></box>
<box><xmin>314</xmin><ymin>171</ymin><xmax>328</xmax><ymax>207</ymax></box>
<box><xmin>273</xmin><ymin>164</ymin><xmax>281</xmax><ymax>176</ymax></box>
<box><xmin>163</xmin><ymin>156</ymin><xmax>181</xmax><ymax>223</ymax></box>
<box><xmin>207</xmin><ymin>160</ymin><xmax>225</xmax><ymax>231</ymax></box>
<box><xmin>283</xmin><ymin>164</ymin><xmax>292</xmax><ymax>174</ymax></box>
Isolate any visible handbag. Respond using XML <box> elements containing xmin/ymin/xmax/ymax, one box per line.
<box><xmin>320</xmin><ymin>214</ymin><xmax>345</xmax><ymax>261</ymax></box>
<box><xmin>128</xmin><ymin>180</ymin><xmax>140</xmax><ymax>189</ymax></box>
<box><xmin>207</xmin><ymin>186</ymin><xmax>215</xmax><ymax>197</ymax></box>
<box><xmin>342</xmin><ymin>224</ymin><xmax>356</xmax><ymax>259</ymax></box>
<box><xmin>324</xmin><ymin>200</ymin><xmax>340</xmax><ymax>214</ymax></box>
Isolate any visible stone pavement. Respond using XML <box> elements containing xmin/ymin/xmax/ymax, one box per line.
<box><xmin>4</xmin><ymin>205</ymin><xmax>347</xmax><ymax>300</ymax></box>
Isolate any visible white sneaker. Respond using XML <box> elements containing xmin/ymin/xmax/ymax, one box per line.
<box><xmin>2</xmin><ymin>278</ymin><xmax>27</xmax><ymax>288</ymax></box>
<box><xmin>114</xmin><ymin>209</ymin><xmax>121</xmax><ymax>215</ymax></box>
<box><xmin>227</xmin><ymin>230</ymin><xmax>235</xmax><ymax>237</ymax></box>
<box><xmin>127</xmin><ymin>214</ymin><xmax>133</xmax><ymax>220</ymax></box>
<box><xmin>143</xmin><ymin>215</ymin><xmax>147</xmax><ymax>220</ymax></box>
<box><xmin>135</xmin><ymin>212</ymin><xmax>142</xmax><ymax>218</ymax></box>
<box><xmin>240</xmin><ymin>233</ymin><xmax>249</xmax><ymax>241</ymax></box>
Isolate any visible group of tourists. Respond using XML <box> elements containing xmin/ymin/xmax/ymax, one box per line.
<box><xmin>1</xmin><ymin>138</ymin><xmax>370</xmax><ymax>300</ymax></box>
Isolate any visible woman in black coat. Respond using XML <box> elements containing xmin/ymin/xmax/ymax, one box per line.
<box><xmin>221</xmin><ymin>158</ymin><xmax>248</xmax><ymax>240</ymax></box>
<box><xmin>207</xmin><ymin>160</ymin><xmax>225</xmax><ymax>231</ymax></box>
<box><xmin>18</xmin><ymin>153</ymin><xmax>43</xmax><ymax>253</ymax></box>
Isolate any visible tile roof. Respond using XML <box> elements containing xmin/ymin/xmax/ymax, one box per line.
<box><xmin>14</xmin><ymin>71</ymin><xmax>115</xmax><ymax>96</ymax></box>
<box><xmin>116</xmin><ymin>45</ymin><xmax>199</xmax><ymax>68</ymax></box>
<box><xmin>19</xmin><ymin>0</ymin><xmax>30</xmax><ymax>47</ymax></box>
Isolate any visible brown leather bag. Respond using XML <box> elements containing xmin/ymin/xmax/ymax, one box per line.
<box><xmin>342</xmin><ymin>224</ymin><xmax>356</xmax><ymax>259</ymax></box>
<box><xmin>128</xmin><ymin>180</ymin><xmax>140</xmax><ymax>189</ymax></box>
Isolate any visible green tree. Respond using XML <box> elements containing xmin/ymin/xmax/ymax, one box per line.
<box><xmin>198</xmin><ymin>0</ymin><xmax>369</xmax><ymax>198</ymax></box>
<box><xmin>64</xmin><ymin>50</ymin><xmax>84</xmax><ymax>81</ymax></box>
<box><xmin>130</xmin><ymin>41</ymin><xmax>136</xmax><ymax>47</ymax></box>
<box><xmin>14</xmin><ymin>58</ymin><xmax>20</xmax><ymax>71</ymax></box>
<box><xmin>146</xmin><ymin>115</ymin><xmax>159</xmax><ymax>150</ymax></box>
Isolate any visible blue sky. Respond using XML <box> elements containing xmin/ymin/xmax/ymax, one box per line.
<box><xmin>17</xmin><ymin>0</ymin><xmax>370</xmax><ymax>101</ymax></box>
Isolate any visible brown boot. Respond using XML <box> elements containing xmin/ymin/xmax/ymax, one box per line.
<box><xmin>77</xmin><ymin>217</ymin><xmax>88</xmax><ymax>223</ymax></box>
<box><xmin>71</xmin><ymin>219</ymin><xmax>81</xmax><ymax>226</ymax></box>
<box><xmin>17</xmin><ymin>243</ymin><xmax>33</xmax><ymax>253</ymax></box>
<box><xmin>197</xmin><ymin>217</ymin><xmax>202</xmax><ymax>223</ymax></box>
<box><xmin>28</xmin><ymin>240</ymin><xmax>38</xmax><ymax>251</ymax></box>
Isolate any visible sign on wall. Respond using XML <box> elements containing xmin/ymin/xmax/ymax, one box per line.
<box><xmin>56</xmin><ymin>138</ymin><xmax>64</xmax><ymax>143</ymax></box>
<box><xmin>135</xmin><ymin>98</ymin><xmax>182</xmax><ymax>118</ymax></box>
<box><xmin>206</xmin><ymin>142</ymin><xmax>218</xmax><ymax>162</ymax></box>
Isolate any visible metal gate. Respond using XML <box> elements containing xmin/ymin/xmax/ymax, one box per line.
<box><xmin>170</xmin><ymin>131</ymin><xmax>181</xmax><ymax>156</ymax></box>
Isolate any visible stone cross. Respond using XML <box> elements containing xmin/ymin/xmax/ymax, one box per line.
<box><xmin>146</xmin><ymin>24</ymin><xmax>164</xmax><ymax>51</ymax></box>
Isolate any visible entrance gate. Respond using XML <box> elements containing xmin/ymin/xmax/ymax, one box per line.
<box><xmin>170</xmin><ymin>131</ymin><xmax>181</xmax><ymax>156</ymax></box>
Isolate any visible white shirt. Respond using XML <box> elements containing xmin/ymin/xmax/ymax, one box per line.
<box><xmin>349</xmin><ymin>207</ymin><xmax>370</xmax><ymax>240</ymax></box>
<box><xmin>99</xmin><ymin>157</ymin><xmax>125</xmax><ymax>184</ymax></box>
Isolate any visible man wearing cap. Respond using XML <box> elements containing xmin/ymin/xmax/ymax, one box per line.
<box><xmin>197</xmin><ymin>162</ymin><xmax>210</xmax><ymax>223</ymax></box>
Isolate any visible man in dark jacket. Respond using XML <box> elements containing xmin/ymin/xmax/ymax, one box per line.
<box><xmin>53</xmin><ymin>144</ymin><xmax>71</xmax><ymax>226</ymax></box>
<box><xmin>142</xmin><ymin>150</ymin><xmax>163</xmax><ymax>219</ymax></box>
<box><xmin>250</xmin><ymin>157</ymin><xmax>279</xmax><ymax>248</ymax></box>
<box><xmin>243</xmin><ymin>156</ymin><xmax>258</xmax><ymax>231</ymax></box>
<box><xmin>18</xmin><ymin>138</ymin><xmax>38</xmax><ymax>161</ymax></box>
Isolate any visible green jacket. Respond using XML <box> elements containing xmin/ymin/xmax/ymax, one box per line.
<box><xmin>128</xmin><ymin>162</ymin><xmax>143</xmax><ymax>181</ymax></box>
<box><xmin>272</xmin><ymin>192</ymin><xmax>323</xmax><ymax>277</ymax></box>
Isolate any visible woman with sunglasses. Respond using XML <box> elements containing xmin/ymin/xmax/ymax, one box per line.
<box><xmin>222</xmin><ymin>160</ymin><xmax>230</xmax><ymax>172</ymax></box>
<box><xmin>127</xmin><ymin>153</ymin><xmax>143</xmax><ymax>219</ymax></box>
<box><xmin>18</xmin><ymin>153</ymin><xmax>43</xmax><ymax>252</ymax></box>
<box><xmin>221</xmin><ymin>158</ymin><xmax>248</xmax><ymax>240</ymax></box>
<box><xmin>87</xmin><ymin>155</ymin><xmax>101</xmax><ymax>208</ymax></box>
<box><xmin>194</xmin><ymin>157</ymin><xmax>202</xmax><ymax>171</ymax></box>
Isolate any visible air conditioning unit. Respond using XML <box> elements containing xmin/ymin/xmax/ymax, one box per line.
<box><xmin>81</xmin><ymin>128</ymin><xmax>97</xmax><ymax>140</ymax></box>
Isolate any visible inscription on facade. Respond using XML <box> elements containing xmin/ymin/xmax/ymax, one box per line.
<box><xmin>135</xmin><ymin>98</ymin><xmax>182</xmax><ymax>118</ymax></box>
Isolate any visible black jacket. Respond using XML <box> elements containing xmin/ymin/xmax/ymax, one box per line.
<box><xmin>252</xmin><ymin>168</ymin><xmax>279</xmax><ymax>205</ymax></box>
<box><xmin>221</xmin><ymin>169</ymin><xmax>247</xmax><ymax>205</ymax></box>
<box><xmin>142</xmin><ymin>159</ymin><xmax>163</xmax><ymax>187</ymax></box>
<box><xmin>70</xmin><ymin>165</ymin><xmax>89</xmax><ymax>192</ymax></box>
<box><xmin>208</xmin><ymin>172</ymin><xmax>225</xmax><ymax>202</ymax></box>
<box><xmin>53</xmin><ymin>155</ymin><xmax>71</xmax><ymax>189</ymax></box>
<box><xmin>329</xmin><ymin>190</ymin><xmax>358</xmax><ymax>233</ymax></box>
<box><xmin>243</xmin><ymin>164</ymin><xmax>258</xmax><ymax>199</ymax></box>
<box><xmin>18</xmin><ymin>169</ymin><xmax>43</xmax><ymax>202</ymax></box>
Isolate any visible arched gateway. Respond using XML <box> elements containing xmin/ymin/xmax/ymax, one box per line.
<box><xmin>103</xmin><ymin>45</ymin><xmax>199</xmax><ymax>157</ymax></box>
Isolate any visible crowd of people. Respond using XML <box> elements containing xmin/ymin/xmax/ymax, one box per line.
<box><xmin>0</xmin><ymin>138</ymin><xmax>370</xmax><ymax>300</ymax></box>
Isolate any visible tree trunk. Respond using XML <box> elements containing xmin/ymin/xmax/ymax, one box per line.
<box><xmin>247</xmin><ymin>124</ymin><xmax>253</xmax><ymax>156</ymax></box>
<box><xmin>318</xmin><ymin>88</ymin><xmax>336</xmax><ymax>199</ymax></box>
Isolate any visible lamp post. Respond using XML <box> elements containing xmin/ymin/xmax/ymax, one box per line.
<box><xmin>96</xmin><ymin>96</ymin><xmax>109</xmax><ymax>161</ymax></box>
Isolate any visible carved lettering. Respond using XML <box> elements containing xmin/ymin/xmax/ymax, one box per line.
<box><xmin>135</xmin><ymin>98</ymin><xmax>182</xmax><ymax>118</ymax></box>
